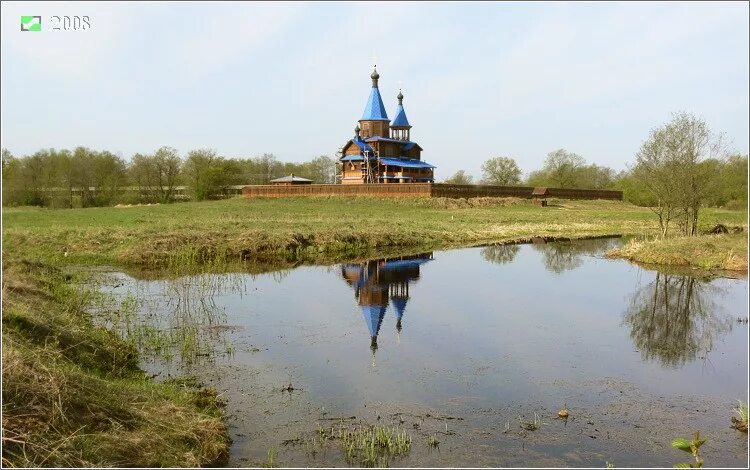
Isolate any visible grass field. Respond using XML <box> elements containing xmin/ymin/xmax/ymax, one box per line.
<box><xmin>3</xmin><ymin>196</ymin><xmax>746</xmax><ymax>270</ymax></box>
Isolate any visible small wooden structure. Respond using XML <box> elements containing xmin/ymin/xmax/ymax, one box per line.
<box><xmin>269</xmin><ymin>174</ymin><xmax>313</xmax><ymax>186</ymax></box>
<box><xmin>531</xmin><ymin>187</ymin><xmax>549</xmax><ymax>206</ymax></box>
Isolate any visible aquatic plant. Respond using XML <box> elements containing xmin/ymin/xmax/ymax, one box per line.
<box><xmin>671</xmin><ymin>431</ymin><xmax>705</xmax><ymax>468</ymax></box>
<box><xmin>427</xmin><ymin>434</ymin><xmax>440</xmax><ymax>448</ymax></box>
<box><xmin>262</xmin><ymin>448</ymin><xmax>279</xmax><ymax>468</ymax></box>
<box><xmin>519</xmin><ymin>412</ymin><xmax>545</xmax><ymax>431</ymax></box>
<box><xmin>731</xmin><ymin>400</ymin><xmax>748</xmax><ymax>432</ymax></box>
<box><xmin>338</xmin><ymin>424</ymin><xmax>412</xmax><ymax>467</ymax></box>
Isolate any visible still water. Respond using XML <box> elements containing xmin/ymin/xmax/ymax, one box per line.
<box><xmin>100</xmin><ymin>238</ymin><xmax>748</xmax><ymax>467</ymax></box>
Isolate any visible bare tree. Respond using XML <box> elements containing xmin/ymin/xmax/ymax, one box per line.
<box><xmin>634</xmin><ymin>112</ymin><xmax>723</xmax><ymax>237</ymax></box>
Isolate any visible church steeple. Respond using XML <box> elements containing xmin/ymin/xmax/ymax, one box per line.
<box><xmin>359</xmin><ymin>66</ymin><xmax>390</xmax><ymax>138</ymax></box>
<box><xmin>390</xmin><ymin>89</ymin><xmax>412</xmax><ymax>141</ymax></box>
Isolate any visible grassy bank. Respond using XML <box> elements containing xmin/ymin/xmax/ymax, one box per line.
<box><xmin>1</xmin><ymin>259</ymin><xmax>229</xmax><ymax>467</ymax></box>
<box><xmin>3</xmin><ymin>196</ymin><xmax>746</xmax><ymax>269</ymax></box>
<box><xmin>607</xmin><ymin>233</ymin><xmax>748</xmax><ymax>272</ymax></box>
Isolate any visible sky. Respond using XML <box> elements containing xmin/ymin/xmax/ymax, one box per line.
<box><xmin>1</xmin><ymin>1</ymin><xmax>748</xmax><ymax>180</ymax></box>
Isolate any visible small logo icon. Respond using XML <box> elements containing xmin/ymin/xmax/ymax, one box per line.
<box><xmin>21</xmin><ymin>16</ymin><xmax>42</xmax><ymax>32</ymax></box>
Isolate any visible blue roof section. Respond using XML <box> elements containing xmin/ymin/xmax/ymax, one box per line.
<box><xmin>349</xmin><ymin>136</ymin><xmax>374</xmax><ymax>153</ymax></box>
<box><xmin>364</xmin><ymin>136</ymin><xmax>414</xmax><ymax>143</ymax></box>
<box><xmin>341</xmin><ymin>155</ymin><xmax>364</xmax><ymax>161</ymax></box>
<box><xmin>392</xmin><ymin>103</ymin><xmax>410</xmax><ymax>127</ymax></box>
<box><xmin>379</xmin><ymin>157</ymin><xmax>436</xmax><ymax>169</ymax></box>
<box><xmin>364</xmin><ymin>136</ymin><xmax>422</xmax><ymax>151</ymax></box>
<box><xmin>362</xmin><ymin>87</ymin><xmax>389</xmax><ymax>121</ymax></box>
<box><xmin>361</xmin><ymin>305</ymin><xmax>387</xmax><ymax>338</ymax></box>
<box><xmin>401</xmin><ymin>142</ymin><xmax>416</xmax><ymax>151</ymax></box>
<box><xmin>391</xmin><ymin>297</ymin><xmax>408</xmax><ymax>320</ymax></box>
<box><xmin>381</xmin><ymin>258</ymin><xmax>432</xmax><ymax>270</ymax></box>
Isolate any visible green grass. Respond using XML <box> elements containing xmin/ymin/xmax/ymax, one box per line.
<box><xmin>3</xmin><ymin>196</ymin><xmax>746</xmax><ymax>269</ymax></box>
<box><xmin>607</xmin><ymin>233</ymin><xmax>748</xmax><ymax>272</ymax></box>
<box><xmin>1</xmin><ymin>259</ymin><xmax>229</xmax><ymax>467</ymax></box>
<box><xmin>338</xmin><ymin>424</ymin><xmax>412</xmax><ymax>468</ymax></box>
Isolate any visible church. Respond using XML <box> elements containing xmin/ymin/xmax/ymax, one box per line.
<box><xmin>338</xmin><ymin>67</ymin><xmax>436</xmax><ymax>184</ymax></box>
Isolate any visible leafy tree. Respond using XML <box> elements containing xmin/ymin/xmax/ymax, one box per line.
<box><xmin>90</xmin><ymin>150</ymin><xmax>126</xmax><ymax>206</ymax></box>
<box><xmin>443</xmin><ymin>170</ymin><xmax>474</xmax><ymax>185</ymax></box>
<box><xmin>152</xmin><ymin>146</ymin><xmax>182</xmax><ymax>202</ymax></box>
<box><xmin>531</xmin><ymin>149</ymin><xmax>586</xmax><ymax>188</ymax></box>
<box><xmin>303</xmin><ymin>155</ymin><xmax>337</xmax><ymax>183</ymax></box>
<box><xmin>129</xmin><ymin>153</ymin><xmax>160</xmax><ymax>202</ymax></box>
<box><xmin>578</xmin><ymin>163</ymin><xmax>616</xmax><ymax>189</ymax></box>
<box><xmin>714</xmin><ymin>154</ymin><xmax>748</xmax><ymax>208</ymax></box>
<box><xmin>480</xmin><ymin>157</ymin><xmax>521</xmax><ymax>186</ymax></box>
<box><xmin>613</xmin><ymin>171</ymin><xmax>657</xmax><ymax>206</ymax></box>
<box><xmin>183</xmin><ymin>149</ymin><xmax>219</xmax><ymax>201</ymax></box>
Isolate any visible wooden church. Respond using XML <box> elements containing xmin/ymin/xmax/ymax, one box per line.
<box><xmin>338</xmin><ymin>67</ymin><xmax>436</xmax><ymax>184</ymax></box>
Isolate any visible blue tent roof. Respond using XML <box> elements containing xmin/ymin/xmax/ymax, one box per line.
<box><xmin>391</xmin><ymin>297</ymin><xmax>408</xmax><ymax>320</ymax></box>
<box><xmin>380</xmin><ymin>258</ymin><xmax>432</xmax><ymax>270</ymax></box>
<box><xmin>362</xmin><ymin>86</ymin><xmax>389</xmax><ymax>121</ymax></box>
<box><xmin>379</xmin><ymin>157</ymin><xmax>436</xmax><ymax>169</ymax></box>
<box><xmin>351</xmin><ymin>136</ymin><xmax>374</xmax><ymax>153</ymax></box>
<box><xmin>401</xmin><ymin>142</ymin><xmax>417</xmax><ymax>151</ymax></box>
<box><xmin>361</xmin><ymin>305</ymin><xmax>387</xmax><ymax>337</ymax></box>
<box><xmin>392</xmin><ymin>103</ymin><xmax>410</xmax><ymax>127</ymax></box>
<box><xmin>364</xmin><ymin>136</ymin><xmax>414</xmax><ymax>143</ymax></box>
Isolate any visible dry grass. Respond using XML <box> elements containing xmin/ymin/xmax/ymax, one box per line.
<box><xmin>607</xmin><ymin>233</ymin><xmax>748</xmax><ymax>272</ymax></box>
<box><xmin>1</xmin><ymin>259</ymin><xmax>229</xmax><ymax>467</ymax></box>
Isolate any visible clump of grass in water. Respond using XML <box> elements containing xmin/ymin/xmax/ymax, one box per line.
<box><xmin>426</xmin><ymin>434</ymin><xmax>440</xmax><ymax>448</ymax></box>
<box><xmin>261</xmin><ymin>448</ymin><xmax>279</xmax><ymax>468</ymax></box>
<box><xmin>338</xmin><ymin>424</ymin><xmax>412</xmax><ymax>467</ymax></box>
<box><xmin>91</xmin><ymin>274</ymin><xmax>240</xmax><ymax>365</ymax></box>
<box><xmin>518</xmin><ymin>412</ymin><xmax>545</xmax><ymax>431</ymax></box>
<box><xmin>731</xmin><ymin>400</ymin><xmax>748</xmax><ymax>432</ymax></box>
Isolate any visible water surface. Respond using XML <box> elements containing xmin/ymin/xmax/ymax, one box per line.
<box><xmin>100</xmin><ymin>238</ymin><xmax>749</xmax><ymax>467</ymax></box>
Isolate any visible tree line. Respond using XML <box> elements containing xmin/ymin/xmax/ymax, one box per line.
<box><xmin>444</xmin><ymin>113</ymin><xmax>747</xmax><ymax>223</ymax></box>
<box><xmin>1</xmin><ymin>147</ymin><xmax>337</xmax><ymax>207</ymax></box>
<box><xmin>3</xmin><ymin>112</ymin><xmax>747</xmax><ymax>225</ymax></box>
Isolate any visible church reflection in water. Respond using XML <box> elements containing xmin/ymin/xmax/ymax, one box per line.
<box><xmin>340</xmin><ymin>253</ymin><xmax>433</xmax><ymax>356</ymax></box>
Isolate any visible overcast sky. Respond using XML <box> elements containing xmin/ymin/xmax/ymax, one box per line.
<box><xmin>2</xmin><ymin>1</ymin><xmax>748</xmax><ymax>179</ymax></box>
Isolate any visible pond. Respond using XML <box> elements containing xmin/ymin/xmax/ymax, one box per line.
<box><xmin>97</xmin><ymin>237</ymin><xmax>748</xmax><ymax>467</ymax></box>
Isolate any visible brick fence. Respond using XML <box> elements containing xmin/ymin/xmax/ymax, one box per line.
<box><xmin>241</xmin><ymin>183</ymin><xmax>623</xmax><ymax>201</ymax></box>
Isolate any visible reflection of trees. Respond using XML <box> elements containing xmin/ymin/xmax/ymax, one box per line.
<box><xmin>481</xmin><ymin>245</ymin><xmax>520</xmax><ymax>265</ymax></box>
<box><xmin>623</xmin><ymin>273</ymin><xmax>733</xmax><ymax>367</ymax></box>
<box><xmin>532</xmin><ymin>237</ymin><xmax>621</xmax><ymax>273</ymax></box>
